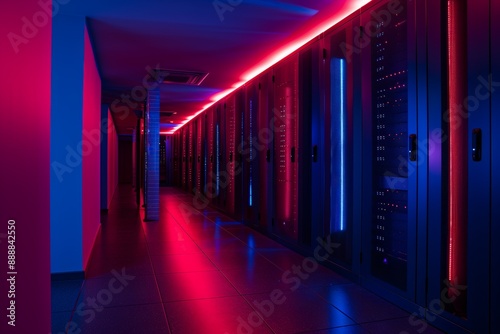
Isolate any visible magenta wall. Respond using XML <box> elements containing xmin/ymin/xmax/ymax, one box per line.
<box><xmin>0</xmin><ymin>1</ymin><xmax>51</xmax><ymax>332</ymax></box>
<box><xmin>107</xmin><ymin>109</ymin><xmax>119</xmax><ymax>207</ymax></box>
<box><xmin>82</xmin><ymin>28</ymin><xmax>102</xmax><ymax>269</ymax></box>
<box><xmin>119</xmin><ymin>139</ymin><xmax>134</xmax><ymax>184</ymax></box>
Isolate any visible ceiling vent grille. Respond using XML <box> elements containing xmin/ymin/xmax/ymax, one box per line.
<box><xmin>153</xmin><ymin>69</ymin><xmax>209</xmax><ymax>85</ymax></box>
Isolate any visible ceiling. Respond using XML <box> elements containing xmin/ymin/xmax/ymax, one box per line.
<box><xmin>59</xmin><ymin>0</ymin><xmax>371</xmax><ymax>134</ymax></box>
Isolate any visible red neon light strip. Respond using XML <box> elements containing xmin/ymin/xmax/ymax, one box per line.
<box><xmin>172</xmin><ymin>1</ymin><xmax>372</xmax><ymax>133</ymax></box>
<box><xmin>447</xmin><ymin>0</ymin><xmax>467</xmax><ymax>285</ymax></box>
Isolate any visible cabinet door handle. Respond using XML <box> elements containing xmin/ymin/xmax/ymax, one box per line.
<box><xmin>312</xmin><ymin>145</ymin><xmax>318</xmax><ymax>163</ymax></box>
<box><xmin>409</xmin><ymin>134</ymin><xmax>417</xmax><ymax>162</ymax></box>
<box><xmin>472</xmin><ymin>128</ymin><xmax>482</xmax><ymax>162</ymax></box>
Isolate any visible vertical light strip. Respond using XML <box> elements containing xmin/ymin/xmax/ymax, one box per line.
<box><xmin>331</xmin><ymin>58</ymin><xmax>347</xmax><ymax>232</ymax></box>
<box><xmin>249</xmin><ymin>99</ymin><xmax>253</xmax><ymax>207</ymax></box>
<box><xmin>216</xmin><ymin>123</ymin><xmax>220</xmax><ymax>196</ymax></box>
<box><xmin>447</xmin><ymin>0</ymin><xmax>468</xmax><ymax>291</ymax></box>
<box><xmin>340</xmin><ymin>58</ymin><xmax>346</xmax><ymax>231</ymax></box>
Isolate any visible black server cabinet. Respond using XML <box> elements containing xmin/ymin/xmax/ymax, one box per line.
<box><xmin>214</xmin><ymin>103</ymin><xmax>227</xmax><ymax>210</ymax></box>
<box><xmin>242</xmin><ymin>80</ymin><xmax>261</xmax><ymax>228</ymax></box>
<box><xmin>491</xmin><ymin>1</ymin><xmax>500</xmax><ymax>332</ymax></box>
<box><xmin>160</xmin><ymin>135</ymin><xmax>167</xmax><ymax>186</ymax></box>
<box><xmin>188</xmin><ymin>122</ymin><xmax>195</xmax><ymax>193</ymax></box>
<box><xmin>425</xmin><ymin>0</ymin><xmax>499</xmax><ymax>333</ymax></box>
<box><xmin>204</xmin><ymin>108</ymin><xmax>216</xmax><ymax>205</ymax></box>
<box><xmin>257</xmin><ymin>73</ymin><xmax>273</xmax><ymax>232</ymax></box>
<box><xmin>233</xmin><ymin>90</ymin><xmax>245</xmax><ymax>218</ymax></box>
<box><xmin>360</xmin><ymin>0</ymin><xmax>418</xmax><ymax>300</ymax></box>
<box><xmin>173</xmin><ymin>133</ymin><xmax>180</xmax><ymax>187</ymax></box>
<box><xmin>272</xmin><ymin>55</ymin><xmax>300</xmax><ymax>242</ymax></box>
<box><xmin>320</xmin><ymin>18</ymin><xmax>359</xmax><ymax>270</ymax></box>
<box><xmin>224</xmin><ymin>93</ymin><xmax>242</xmax><ymax>216</ymax></box>
<box><xmin>195</xmin><ymin>115</ymin><xmax>205</xmax><ymax>199</ymax></box>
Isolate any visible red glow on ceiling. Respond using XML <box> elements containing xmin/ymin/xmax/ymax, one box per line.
<box><xmin>172</xmin><ymin>0</ymin><xmax>371</xmax><ymax>133</ymax></box>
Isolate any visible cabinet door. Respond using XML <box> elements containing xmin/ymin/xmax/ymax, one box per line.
<box><xmin>272</xmin><ymin>56</ymin><xmax>299</xmax><ymax>241</ymax></box>
<box><xmin>466</xmin><ymin>0</ymin><xmax>493</xmax><ymax>332</ymax></box>
<box><xmin>360</xmin><ymin>0</ymin><xmax>418</xmax><ymax>300</ymax></box>
<box><xmin>242</xmin><ymin>82</ymin><xmax>260</xmax><ymax>227</ymax></box>
<box><xmin>322</xmin><ymin>18</ymin><xmax>358</xmax><ymax>270</ymax></box>
<box><xmin>491</xmin><ymin>0</ymin><xmax>500</xmax><ymax>332</ymax></box>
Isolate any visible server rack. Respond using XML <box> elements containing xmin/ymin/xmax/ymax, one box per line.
<box><xmin>272</xmin><ymin>55</ymin><xmax>300</xmax><ymax>242</ymax></box>
<box><xmin>360</xmin><ymin>0</ymin><xmax>419</xmax><ymax>303</ymax></box>
<box><xmin>168</xmin><ymin>1</ymin><xmax>499</xmax><ymax>333</ymax></box>
<box><xmin>214</xmin><ymin>103</ymin><xmax>227</xmax><ymax>210</ymax></box>
<box><xmin>160</xmin><ymin>135</ymin><xmax>167</xmax><ymax>186</ymax></box>
<box><xmin>233</xmin><ymin>90</ymin><xmax>245</xmax><ymax>218</ymax></box>
<box><xmin>181</xmin><ymin>127</ymin><xmax>187</xmax><ymax>190</ymax></box>
<box><xmin>257</xmin><ymin>73</ymin><xmax>273</xmax><ymax>232</ymax></box>
<box><xmin>425</xmin><ymin>0</ymin><xmax>500</xmax><ymax>333</ymax></box>
<box><xmin>242</xmin><ymin>80</ymin><xmax>261</xmax><ymax>228</ymax></box>
<box><xmin>195</xmin><ymin>115</ymin><xmax>205</xmax><ymax>197</ymax></box>
<box><xmin>321</xmin><ymin>17</ymin><xmax>359</xmax><ymax>271</ymax></box>
<box><xmin>204</xmin><ymin>108</ymin><xmax>216</xmax><ymax>204</ymax></box>
<box><xmin>225</xmin><ymin>94</ymin><xmax>237</xmax><ymax>215</ymax></box>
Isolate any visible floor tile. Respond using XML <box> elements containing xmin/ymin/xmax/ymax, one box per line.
<box><xmin>311</xmin><ymin>284</ymin><xmax>409</xmax><ymax>323</ymax></box>
<box><xmin>222</xmin><ymin>262</ymin><xmax>289</xmax><ymax>295</ymax></box>
<box><xmin>77</xmin><ymin>274</ymin><xmax>160</xmax><ymax>309</ymax></box>
<box><xmin>147</xmin><ymin>240</ymin><xmax>201</xmax><ymax>256</ymax></box>
<box><xmin>258</xmin><ymin>249</ymin><xmax>308</xmax><ymax>271</ymax></box>
<box><xmin>244</xmin><ymin>288</ymin><xmax>355</xmax><ymax>333</ymax></box>
<box><xmin>164</xmin><ymin>296</ymin><xmax>274</xmax><ymax>334</ymax></box>
<box><xmin>205</xmin><ymin>249</ymin><xmax>274</xmax><ymax>271</ymax></box>
<box><xmin>51</xmin><ymin>279</ymin><xmax>83</xmax><ymax>312</ymax></box>
<box><xmin>53</xmin><ymin>186</ymin><xmax>444</xmax><ymax>334</ymax></box>
<box><xmin>156</xmin><ymin>271</ymin><xmax>238</xmax><ymax>302</ymax></box>
<box><xmin>151</xmin><ymin>253</ymin><xmax>217</xmax><ymax>274</ymax></box>
<box><xmin>298</xmin><ymin>325</ymin><xmax>369</xmax><ymax>334</ymax></box>
<box><xmin>360</xmin><ymin>317</ymin><xmax>445</xmax><ymax>334</ymax></box>
<box><xmin>85</xmin><ymin>254</ymin><xmax>155</xmax><ymax>279</ymax></box>
<box><xmin>51</xmin><ymin>311</ymin><xmax>73</xmax><ymax>334</ymax></box>
<box><xmin>70</xmin><ymin>303</ymin><xmax>169</xmax><ymax>334</ymax></box>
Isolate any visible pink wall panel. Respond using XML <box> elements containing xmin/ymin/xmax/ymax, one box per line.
<box><xmin>82</xmin><ymin>28</ymin><xmax>102</xmax><ymax>270</ymax></box>
<box><xmin>107</xmin><ymin>109</ymin><xmax>119</xmax><ymax>206</ymax></box>
<box><xmin>0</xmin><ymin>1</ymin><xmax>52</xmax><ymax>332</ymax></box>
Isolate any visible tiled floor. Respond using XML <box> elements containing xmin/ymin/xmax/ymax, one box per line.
<box><xmin>51</xmin><ymin>185</ymin><xmax>444</xmax><ymax>334</ymax></box>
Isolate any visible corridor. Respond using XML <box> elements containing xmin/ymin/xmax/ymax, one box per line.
<box><xmin>51</xmin><ymin>186</ymin><xmax>442</xmax><ymax>334</ymax></box>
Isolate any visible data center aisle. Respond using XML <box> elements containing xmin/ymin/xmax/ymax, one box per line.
<box><xmin>51</xmin><ymin>186</ymin><xmax>443</xmax><ymax>334</ymax></box>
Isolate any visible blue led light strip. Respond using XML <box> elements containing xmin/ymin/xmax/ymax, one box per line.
<box><xmin>331</xmin><ymin>58</ymin><xmax>347</xmax><ymax>232</ymax></box>
<box><xmin>340</xmin><ymin>58</ymin><xmax>345</xmax><ymax>231</ymax></box>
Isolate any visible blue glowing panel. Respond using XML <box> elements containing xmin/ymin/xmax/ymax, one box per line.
<box><xmin>330</xmin><ymin>58</ymin><xmax>347</xmax><ymax>233</ymax></box>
